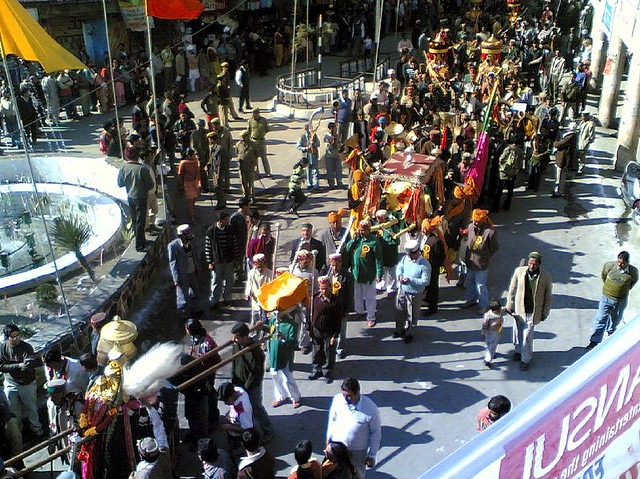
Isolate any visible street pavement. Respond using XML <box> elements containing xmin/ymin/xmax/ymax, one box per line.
<box><xmin>3</xmin><ymin>33</ymin><xmax>639</xmax><ymax>478</ymax></box>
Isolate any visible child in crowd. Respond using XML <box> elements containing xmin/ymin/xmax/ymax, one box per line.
<box><xmin>481</xmin><ymin>299</ymin><xmax>505</xmax><ymax>367</ymax></box>
<box><xmin>476</xmin><ymin>395</ymin><xmax>512</xmax><ymax>431</ymax></box>
<box><xmin>288</xmin><ymin>440</ymin><xmax>322</xmax><ymax>479</ymax></box>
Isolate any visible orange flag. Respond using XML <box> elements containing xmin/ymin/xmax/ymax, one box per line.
<box><xmin>146</xmin><ymin>0</ymin><xmax>203</xmax><ymax>20</ymax></box>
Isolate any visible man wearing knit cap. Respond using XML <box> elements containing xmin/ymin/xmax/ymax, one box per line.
<box><xmin>461</xmin><ymin>209</ymin><xmax>499</xmax><ymax>315</ymax></box>
<box><xmin>395</xmin><ymin>240</ymin><xmax>431</xmax><ymax>343</ymax></box>
<box><xmin>506</xmin><ymin>252</ymin><xmax>553</xmax><ymax>371</ymax></box>
<box><xmin>587</xmin><ymin>251</ymin><xmax>638</xmax><ymax>350</ymax></box>
<box><xmin>345</xmin><ymin>220</ymin><xmax>383</xmax><ymax>327</ymax></box>
<box><xmin>290</xmin><ymin>222</ymin><xmax>327</xmax><ymax>273</ymax></box>
<box><xmin>320</xmin><ymin>211</ymin><xmax>349</xmax><ymax>258</ymax></box>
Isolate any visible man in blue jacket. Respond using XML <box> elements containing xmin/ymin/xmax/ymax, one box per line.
<box><xmin>395</xmin><ymin>239</ymin><xmax>431</xmax><ymax>343</ymax></box>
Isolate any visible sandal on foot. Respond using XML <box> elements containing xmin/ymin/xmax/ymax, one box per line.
<box><xmin>271</xmin><ymin>399</ymin><xmax>286</xmax><ymax>408</ymax></box>
<box><xmin>367</xmin><ymin>320</ymin><xmax>376</xmax><ymax>327</ymax></box>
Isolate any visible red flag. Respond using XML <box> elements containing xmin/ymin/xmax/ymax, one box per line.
<box><xmin>146</xmin><ymin>0</ymin><xmax>203</xmax><ymax>20</ymax></box>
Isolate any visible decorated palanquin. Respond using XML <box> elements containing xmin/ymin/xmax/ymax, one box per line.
<box><xmin>77</xmin><ymin>344</ymin><xmax>183</xmax><ymax>479</ymax></box>
<box><xmin>78</xmin><ymin>353</ymin><xmax>141</xmax><ymax>479</ymax></box>
<box><xmin>477</xmin><ymin>36</ymin><xmax>504</xmax><ymax>103</ymax></box>
<box><xmin>425</xmin><ymin>29</ymin><xmax>453</xmax><ymax>84</ymax></box>
<box><xmin>357</xmin><ymin>152</ymin><xmax>446</xmax><ymax>236</ymax></box>
<box><xmin>506</xmin><ymin>0</ymin><xmax>522</xmax><ymax>25</ymax></box>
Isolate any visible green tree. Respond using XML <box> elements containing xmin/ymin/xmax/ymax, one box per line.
<box><xmin>51</xmin><ymin>215</ymin><xmax>96</xmax><ymax>282</ymax></box>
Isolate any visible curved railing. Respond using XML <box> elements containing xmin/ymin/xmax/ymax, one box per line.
<box><xmin>276</xmin><ymin>57</ymin><xmax>390</xmax><ymax>109</ymax></box>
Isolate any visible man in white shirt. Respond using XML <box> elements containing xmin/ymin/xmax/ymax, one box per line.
<box><xmin>43</xmin><ymin>349</ymin><xmax>89</xmax><ymax>395</ymax></box>
<box><xmin>326</xmin><ymin>377</ymin><xmax>382</xmax><ymax>479</ymax></box>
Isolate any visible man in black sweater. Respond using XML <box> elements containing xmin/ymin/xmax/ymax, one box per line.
<box><xmin>231</xmin><ymin>323</ymin><xmax>274</xmax><ymax>443</ymax></box>
<box><xmin>309</xmin><ymin>277</ymin><xmax>344</xmax><ymax>383</ymax></box>
<box><xmin>0</xmin><ymin>324</ymin><xmax>44</xmax><ymax>438</ymax></box>
<box><xmin>205</xmin><ymin>212</ymin><xmax>240</xmax><ymax>309</ymax></box>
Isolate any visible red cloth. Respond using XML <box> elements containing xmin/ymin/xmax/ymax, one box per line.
<box><xmin>147</xmin><ymin>0</ymin><xmax>203</xmax><ymax>20</ymax></box>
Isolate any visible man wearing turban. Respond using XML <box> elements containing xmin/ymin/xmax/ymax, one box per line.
<box><xmin>320</xmin><ymin>210</ymin><xmax>349</xmax><ymax>259</ymax></box>
<box><xmin>419</xmin><ymin>217</ymin><xmax>447</xmax><ymax>315</ymax></box>
<box><xmin>461</xmin><ymin>209</ymin><xmax>499</xmax><ymax>315</ymax></box>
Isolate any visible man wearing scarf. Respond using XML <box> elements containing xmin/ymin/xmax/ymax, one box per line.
<box><xmin>506</xmin><ymin>252</ymin><xmax>553</xmax><ymax>371</ymax></box>
<box><xmin>320</xmin><ymin>211</ymin><xmax>349</xmax><ymax>259</ymax></box>
<box><xmin>461</xmin><ymin>209</ymin><xmax>499</xmax><ymax>315</ymax></box>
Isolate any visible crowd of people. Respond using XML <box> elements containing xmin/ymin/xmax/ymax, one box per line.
<box><xmin>2</xmin><ymin>0</ymin><xmax>637</xmax><ymax>476</ymax></box>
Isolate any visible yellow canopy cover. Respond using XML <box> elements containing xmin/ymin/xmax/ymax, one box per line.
<box><xmin>257</xmin><ymin>271</ymin><xmax>310</xmax><ymax>312</ymax></box>
<box><xmin>0</xmin><ymin>0</ymin><xmax>85</xmax><ymax>72</ymax></box>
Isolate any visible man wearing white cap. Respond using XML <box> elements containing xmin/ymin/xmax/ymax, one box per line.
<box><xmin>395</xmin><ymin>240</ymin><xmax>431</xmax><ymax>343</ymax></box>
<box><xmin>45</xmin><ymin>378</ymin><xmax>84</xmax><ymax>438</ymax></box>
<box><xmin>245</xmin><ymin>254</ymin><xmax>273</xmax><ymax>332</ymax></box>
<box><xmin>168</xmin><ymin>224</ymin><xmax>201</xmax><ymax>316</ymax></box>
<box><xmin>131</xmin><ymin>406</ymin><xmax>171</xmax><ymax>479</ymax></box>
<box><xmin>386</xmin><ymin>70</ymin><xmax>401</xmax><ymax>98</ymax></box>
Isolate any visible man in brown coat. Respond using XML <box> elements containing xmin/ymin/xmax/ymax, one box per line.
<box><xmin>237</xmin><ymin>429</ymin><xmax>275</xmax><ymax>479</ymax></box>
<box><xmin>506</xmin><ymin>252</ymin><xmax>553</xmax><ymax>371</ymax></box>
<box><xmin>552</xmin><ymin>124</ymin><xmax>576</xmax><ymax>197</ymax></box>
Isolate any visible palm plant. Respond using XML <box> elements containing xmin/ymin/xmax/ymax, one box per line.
<box><xmin>51</xmin><ymin>215</ymin><xmax>96</xmax><ymax>283</ymax></box>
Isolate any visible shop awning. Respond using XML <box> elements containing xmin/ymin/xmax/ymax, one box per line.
<box><xmin>0</xmin><ymin>0</ymin><xmax>85</xmax><ymax>72</ymax></box>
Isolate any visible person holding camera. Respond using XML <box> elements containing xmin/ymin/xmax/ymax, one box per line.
<box><xmin>0</xmin><ymin>324</ymin><xmax>44</xmax><ymax>439</ymax></box>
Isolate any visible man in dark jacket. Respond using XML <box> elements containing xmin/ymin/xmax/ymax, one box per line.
<box><xmin>289</xmin><ymin>223</ymin><xmax>327</xmax><ymax>273</ymax></box>
<box><xmin>309</xmin><ymin>277</ymin><xmax>344</xmax><ymax>383</ymax></box>
<box><xmin>419</xmin><ymin>219</ymin><xmax>446</xmax><ymax>315</ymax></box>
<box><xmin>0</xmin><ymin>323</ymin><xmax>43</xmax><ymax>438</ymax></box>
<box><xmin>16</xmin><ymin>86</ymin><xmax>39</xmax><ymax>144</ymax></box>
<box><xmin>231</xmin><ymin>322</ymin><xmax>274</xmax><ymax>443</ymax></box>
<box><xmin>117</xmin><ymin>148</ymin><xmax>154</xmax><ymax>252</ymax></box>
<box><xmin>237</xmin><ymin>429</ymin><xmax>275</xmax><ymax>479</ymax></box>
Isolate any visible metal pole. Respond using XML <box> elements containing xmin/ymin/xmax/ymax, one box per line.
<box><xmin>373</xmin><ymin>0</ymin><xmax>384</xmax><ymax>88</ymax></box>
<box><xmin>318</xmin><ymin>14</ymin><xmax>323</xmax><ymax>83</ymax></box>
<box><xmin>290</xmin><ymin>0</ymin><xmax>299</xmax><ymax>116</ymax></box>
<box><xmin>145</xmin><ymin>10</ymin><xmax>169</xmax><ymax>221</ymax></box>
<box><xmin>306</xmin><ymin>0</ymin><xmax>310</xmax><ymax>65</ymax></box>
<box><xmin>0</xmin><ymin>39</ymin><xmax>79</xmax><ymax>350</ymax></box>
<box><xmin>101</xmin><ymin>0</ymin><xmax>125</xmax><ymax>159</ymax></box>
<box><xmin>395</xmin><ymin>0</ymin><xmax>400</xmax><ymax>35</ymax></box>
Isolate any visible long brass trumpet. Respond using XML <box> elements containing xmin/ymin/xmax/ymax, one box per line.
<box><xmin>392</xmin><ymin>223</ymin><xmax>416</xmax><ymax>240</ymax></box>
<box><xmin>370</xmin><ymin>217</ymin><xmax>399</xmax><ymax>233</ymax></box>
